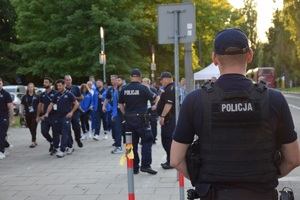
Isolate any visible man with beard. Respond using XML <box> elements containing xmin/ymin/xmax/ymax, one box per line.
<box><xmin>36</xmin><ymin>77</ymin><xmax>58</xmax><ymax>155</ymax></box>
<box><xmin>64</xmin><ymin>75</ymin><xmax>83</xmax><ymax>148</ymax></box>
<box><xmin>44</xmin><ymin>79</ymin><xmax>79</xmax><ymax>158</ymax></box>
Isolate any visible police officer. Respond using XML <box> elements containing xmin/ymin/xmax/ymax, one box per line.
<box><xmin>64</xmin><ymin>75</ymin><xmax>83</xmax><ymax>148</ymax></box>
<box><xmin>142</xmin><ymin>78</ymin><xmax>159</xmax><ymax>144</ymax></box>
<box><xmin>119</xmin><ymin>69</ymin><xmax>159</xmax><ymax>175</ymax></box>
<box><xmin>44</xmin><ymin>79</ymin><xmax>79</xmax><ymax>158</ymax></box>
<box><xmin>36</xmin><ymin>77</ymin><xmax>58</xmax><ymax>155</ymax></box>
<box><xmin>157</xmin><ymin>72</ymin><xmax>175</xmax><ymax>170</ymax></box>
<box><xmin>170</xmin><ymin>28</ymin><xmax>300</xmax><ymax>199</ymax></box>
<box><xmin>0</xmin><ymin>78</ymin><xmax>15</xmax><ymax>159</ymax></box>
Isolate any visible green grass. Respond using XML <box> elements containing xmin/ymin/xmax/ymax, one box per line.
<box><xmin>278</xmin><ymin>86</ymin><xmax>300</xmax><ymax>93</ymax></box>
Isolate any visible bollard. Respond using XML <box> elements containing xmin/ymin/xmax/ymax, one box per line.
<box><xmin>179</xmin><ymin>173</ymin><xmax>185</xmax><ymax>199</ymax></box>
<box><xmin>126</xmin><ymin>132</ymin><xmax>135</xmax><ymax>200</ymax></box>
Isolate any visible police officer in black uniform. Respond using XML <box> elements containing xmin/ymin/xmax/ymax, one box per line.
<box><xmin>157</xmin><ymin>72</ymin><xmax>175</xmax><ymax>170</ymax></box>
<box><xmin>119</xmin><ymin>69</ymin><xmax>159</xmax><ymax>175</ymax></box>
<box><xmin>170</xmin><ymin>28</ymin><xmax>300</xmax><ymax>200</ymax></box>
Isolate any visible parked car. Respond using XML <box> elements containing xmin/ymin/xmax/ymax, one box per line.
<box><xmin>10</xmin><ymin>92</ymin><xmax>25</xmax><ymax>116</ymax></box>
<box><xmin>4</xmin><ymin>85</ymin><xmax>26</xmax><ymax>93</ymax></box>
<box><xmin>35</xmin><ymin>87</ymin><xmax>45</xmax><ymax>95</ymax></box>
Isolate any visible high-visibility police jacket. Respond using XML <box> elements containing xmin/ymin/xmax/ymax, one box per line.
<box><xmin>198</xmin><ymin>82</ymin><xmax>279</xmax><ymax>183</ymax></box>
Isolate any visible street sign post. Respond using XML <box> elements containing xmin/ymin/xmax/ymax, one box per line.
<box><xmin>158</xmin><ymin>3</ymin><xmax>196</xmax><ymax>200</ymax></box>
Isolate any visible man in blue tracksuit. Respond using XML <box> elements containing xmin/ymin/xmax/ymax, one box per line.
<box><xmin>36</xmin><ymin>77</ymin><xmax>58</xmax><ymax>155</ymax></box>
<box><xmin>65</xmin><ymin>75</ymin><xmax>83</xmax><ymax>148</ymax></box>
<box><xmin>44</xmin><ymin>79</ymin><xmax>79</xmax><ymax>158</ymax></box>
<box><xmin>93</xmin><ymin>79</ymin><xmax>110</xmax><ymax>140</ymax></box>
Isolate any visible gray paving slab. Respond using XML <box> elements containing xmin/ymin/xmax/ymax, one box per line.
<box><xmin>0</xmin><ymin>124</ymin><xmax>193</xmax><ymax>200</ymax></box>
<box><xmin>2</xmin><ymin>124</ymin><xmax>300</xmax><ymax>199</ymax></box>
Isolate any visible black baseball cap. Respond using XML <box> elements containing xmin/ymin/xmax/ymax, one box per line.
<box><xmin>214</xmin><ymin>28</ymin><xmax>249</xmax><ymax>55</ymax></box>
<box><xmin>130</xmin><ymin>69</ymin><xmax>142</xmax><ymax>77</ymax></box>
<box><xmin>157</xmin><ymin>72</ymin><xmax>172</xmax><ymax>80</ymax></box>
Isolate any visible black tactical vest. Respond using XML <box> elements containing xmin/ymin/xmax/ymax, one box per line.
<box><xmin>198</xmin><ymin>81</ymin><xmax>278</xmax><ymax>183</ymax></box>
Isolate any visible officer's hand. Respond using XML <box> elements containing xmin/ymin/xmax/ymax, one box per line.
<box><xmin>111</xmin><ymin>116</ymin><xmax>114</xmax><ymax>121</ymax></box>
<box><xmin>159</xmin><ymin>117</ymin><xmax>165</xmax><ymax>126</ymax></box>
<box><xmin>102</xmin><ymin>106</ymin><xmax>106</xmax><ymax>113</ymax></box>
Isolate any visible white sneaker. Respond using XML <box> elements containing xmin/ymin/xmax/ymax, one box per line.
<box><xmin>66</xmin><ymin>147</ymin><xmax>74</xmax><ymax>155</ymax></box>
<box><xmin>56</xmin><ymin>150</ymin><xmax>65</xmax><ymax>158</ymax></box>
<box><xmin>93</xmin><ymin>135</ymin><xmax>99</xmax><ymax>141</ymax></box>
<box><xmin>111</xmin><ymin>147</ymin><xmax>123</xmax><ymax>154</ymax></box>
<box><xmin>4</xmin><ymin>144</ymin><xmax>13</xmax><ymax>156</ymax></box>
<box><xmin>87</xmin><ymin>132</ymin><xmax>92</xmax><ymax>139</ymax></box>
<box><xmin>0</xmin><ymin>152</ymin><xmax>6</xmax><ymax>159</ymax></box>
<box><xmin>103</xmin><ymin>134</ymin><xmax>108</xmax><ymax>140</ymax></box>
<box><xmin>81</xmin><ymin>134</ymin><xmax>87</xmax><ymax>140</ymax></box>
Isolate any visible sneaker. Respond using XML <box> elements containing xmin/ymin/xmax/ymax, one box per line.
<box><xmin>111</xmin><ymin>147</ymin><xmax>123</xmax><ymax>154</ymax></box>
<box><xmin>87</xmin><ymin>132</ymin><xmax>92</xmax><ymax>139</ymax></box>
<box><xmin>0</xmin><ymin>152</ymin><xmax>6</xmax><ymax>159</ymax></box>
<box><xmin>93</xmin><ymin>135</ymin><xmax>99</xmax><ymax>141</ymax></box>
<box><xmin>56</xmin><ymin>150</ymin><xmax>65</xmax><ymax>158</ymax></box>
<box><xmin>50</xmin><ymin>148</ymin><xmax>57</xmax><ymax>156</ymax></box>
<box><xmin>81</xmin><ymin>134</ymin><xmax>87</xmax><ymax>140</ymax></box>
<box><xmin>4</xmin><ymin>144</ymin><xmax>13</xmax><ymax>156</ymax></box>
<box><xmin>66</xmin><ymin>147</ymin><xmax>74</xmax><ymax>155</ymax></box>
<box><xmin>103</xmin><ymin>134</ymin><xmax>108</xmax><ymax>140</ymax></box>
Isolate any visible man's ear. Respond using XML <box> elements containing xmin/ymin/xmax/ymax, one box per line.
<box><xmin>212</xmin><ymin>52</ymin><xmax>219</xmax><ymax>66</ymax></box>
<box><xmin>247</xmin><ymin>49</ymin><xmax>253</xmax><ymax>63</ymax></box>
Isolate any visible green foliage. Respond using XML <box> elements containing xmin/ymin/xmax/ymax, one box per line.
<box><xmin>0</xmin><ymin>0</ymin><xmax>19</xmax><ymax>83</ymax></box>
<box><xmin>8</xmin><ymin>0</ymin><xmax>246</xmax><ymax>83</ymax></box>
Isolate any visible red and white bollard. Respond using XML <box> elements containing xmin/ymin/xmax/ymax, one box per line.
<box><xmin>126</xmin><ymin>132</ymin><xmax>135</xmax><ymax>200</ymax></box>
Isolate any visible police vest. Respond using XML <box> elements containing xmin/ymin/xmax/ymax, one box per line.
<box><xmin>198</xmin><ymin>81</ymin><xmax>278</xmax><ymax>183</ymax></box>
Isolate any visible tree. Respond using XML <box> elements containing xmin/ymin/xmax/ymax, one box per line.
<box><xmin>238</xmin><ymin>0</ymin><xmax>258</xmax><ymax>69</ymax></box>
<box><xmin>0</xmin><ymin>0</ymin><xmax>19</xmax><ymax>84</ymax></box>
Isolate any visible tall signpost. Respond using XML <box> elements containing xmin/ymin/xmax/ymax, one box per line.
<box><xmin>158</xmin><ymin>3</ymin><xmax>196</xmax><ymax>200</ymax></box>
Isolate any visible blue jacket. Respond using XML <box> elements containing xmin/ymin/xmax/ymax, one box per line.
<box><xmin>93</xmin><ymin>88</ymin><xmax>111</xmax><ymax>112</ymax></box>
<box><xmin>80</xmin><ymin>92</ymin><xmax>93</xmax><ymax>112</ymax></box>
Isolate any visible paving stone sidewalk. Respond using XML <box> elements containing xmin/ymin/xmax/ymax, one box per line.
<box><xmin>0</xmin><ymin>124</ymin><xmax>193</xmax><ymax>200</ymax></box>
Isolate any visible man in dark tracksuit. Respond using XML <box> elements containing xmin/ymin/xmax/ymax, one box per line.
<box><xmin>119</xmin><ymin>69</ymin><xmax>159</xmax><ymax>175</ymax></box>
<box><xmin>157</xmin><ymin>72</ymin><xmax>175</xmax><ymax>170</ymax></box>
<box><xmin>65</xmin><ymin>75</ymin><xmax>83</xmax><ymax>148</ymax></box>
<box><xmin>170</xmin><ymin>28</ymin><xmax>300</xmax><ymax>200</ymax></box>
<box><xmin>44</xmin><ymin>79</ymin><xmax>79</xmax><ymax>158</ymax></box>
<box><xmin>0</xmin><ymin>78</ymin><xmax>15</xmax><ymax>159</ymax></box>
<box><xmin>36</xmin><ymin>77</ymin><xmax>58</xmax><ymax>155</ymax></box>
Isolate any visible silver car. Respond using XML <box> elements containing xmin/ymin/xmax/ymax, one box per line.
<box><xmin>10</xmin><ymin>92</ymin><xmax>25</xmax><ymax>116</ymax></box>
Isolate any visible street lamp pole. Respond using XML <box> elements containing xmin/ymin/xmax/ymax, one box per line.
<box><xmin>151</xmin><ymin>45</ymin><xmax>156</xmax><ymax>83</ymax></box>
<box><xmin>99</xmin><ymin>27</ymin><xmax>106</xmax><ymax>83</ymax></box>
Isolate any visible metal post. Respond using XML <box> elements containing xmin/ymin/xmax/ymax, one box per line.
<box><xmin>125</xmin><ymin>132</ymin><xmax>135</xmax><ymax>200</ymax></box>
<box><xmin>183</xmin><ymin>0</ymin><xmax>194</xmax><ymax>93</ymax></box>
<box><xmin>173</xmin><ymin>10</ymin><xmax>185</xmax><ymax>200</ymax></box>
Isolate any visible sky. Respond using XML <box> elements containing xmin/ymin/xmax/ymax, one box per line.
<box><xmin>227</xmin><ymin>0</ymin><xmax>283</xmax><ymax>42</ymax></box>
